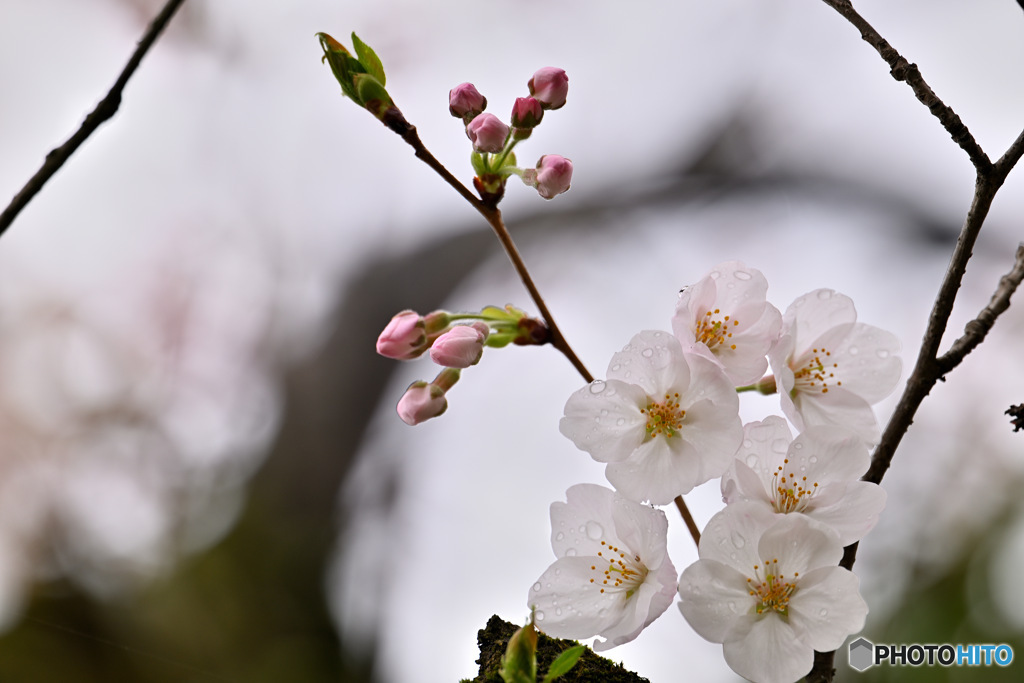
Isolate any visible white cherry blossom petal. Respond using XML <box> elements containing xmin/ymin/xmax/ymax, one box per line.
<box><xmin>559</xmin><ymin>379</ymin><xmax>648</xmax><ymax>463</ymax></box>
<box><xmin>786</xmin><ymin>565</ymin><xmax>867</xmax><ymax>652</ymax></box>
<box><xmin>723</xmin><ymin>616</ymin><xmax>813</xmax><ymax>683</ymax></box>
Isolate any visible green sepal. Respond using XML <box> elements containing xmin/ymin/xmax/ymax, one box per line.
<box><xmin>500</xmin><ymin>151</ymin><xmax>518</xmax><ymax>169</ymax></box>
<box><xmin>354</xmin><ymin>73</ymin><xmax>394</xmax><ymax>119</ymax></box>
<box><xmin>484</xmin><ymin>332</ymin><xmax>516</xmax><ymax>349</ymax></box>
<box><xmin>541</xmin><ymin>645</ymin><xmax>585</xmax><ymax>683</ymax></box>
<box><xmin>480</xmin><ymin>305</ymin><xmax>525</xmax><ymax>322</ymax></box>
<box><xmin>471</xmin><ymin>151</ymin><xmax>488</xmax><ymax>177</ymax></box>
<box><xmin>351</xmin><ymin>32</ymin><xmax>386</xmax><ymax>87</ymax></box>
<box><xmin>499</xmin><ymin>621</ymin><xmax>537</xmax><ymax>683</ymax></box>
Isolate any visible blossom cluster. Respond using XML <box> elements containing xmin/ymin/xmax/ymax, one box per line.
<box><xmin>449</xmin><ymin>68</ymin><xmax>573</xmax><ymax>202</ymax></box>
<box><xmin>529</xmin><ymin>261</ymin><xmax>901</xmax><ymax>683</ymax></box>
<box><xmin>375</xmin><ymin>304</ymin><xmax>548</xmax><ymax>425</ymax></box>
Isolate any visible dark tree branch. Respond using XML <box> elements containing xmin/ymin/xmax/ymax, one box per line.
<box><xmin>938</xmin><ymin>243</ymin><xmax>1024</xmax><ymax>372</ymax></box>
<box><xmin>819</xmin><ymin>0</ymin><xmax>991</xmax><ymax>171</ymax></box>
<box><xmin>0</xmin><ymin>0</ymin><xmax>188</xmax><ymax>239</ymax></box>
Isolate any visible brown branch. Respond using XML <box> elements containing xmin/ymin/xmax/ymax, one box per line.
<box><xmin>0</xmin><ymin>0</ymin><xmax>188</xmax><ymax>239</ymax></box>
<box><xmin>938</xmin><ymin>243</ymin><xmax>1024</xmax><ymax>372</ymax></box>
<box><xmin>383</xmin><ymin>110</ymin><xmax>594</xmax><ymax>383</ymax></box>
<box><xmin>674</xmin><ymin>495</ymin><xmax>701</xmax><ymax>547</ymax></box>
<box><xmin>819</xmin><ymin>0</ymin><xmax>991</xmax><ymax>171</ymax></box>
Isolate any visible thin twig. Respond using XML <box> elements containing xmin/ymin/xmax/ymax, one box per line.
<box><xmin>389</xmin><ymin>116</ymin><xmax>594</xmax><ymax>383</ymax></box>
<box><xmin>674</xmin><ymin>495</ymin><xmax>701</xmax><ymax>547</ymax></box>
<box><xmin>819</xmin><ymin>0</ymin><xmax>991</xmax><ymax>171</ymax></box>
<box><xmin>0</xmin><ymin>0</ymin><xmax>188</xmax><ymax>239</ymax></box>
<box><xmin>938</xmin><ymin>243</ymin><xmax>1024</xmax><ymax>372</ymax></box>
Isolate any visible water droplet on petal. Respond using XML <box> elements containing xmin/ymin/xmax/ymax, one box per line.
<box><xmin>555</xmin><ymin>568</ymin><xmax>561</xmax><ymax>576</ymax></box>
<box><xmin>734</xmin><ymin>270</ymin><xmax>752</xmax><ymax>281</ymax></box>
<box><xmin>533</xmin><ymin>582</ymin><xmax>542</xmax><ymax>592</ymax></box>
<box><xmin>555</xmin><ymin>532</ymin><xmax>565</xmax><ymax>541</ymax></box>
<box><xmin>565</xmin><ymin>548</ymin><xmax>577</xmax><ymax>557</ymax></box>
<box><xmin>848</xmin><ymin>346</ymin><xmax>859</xmax><ymax>356</ymax></box>
<box><xmin>809</xmin><ymin>456</ymin><xmax>818</xmax><ymax>464</ymax></box>
<box><xmin>817</xmin><ymin>289</ymin><xmax>833</xmax><ymax>300</ymax></box>
<box><xmin>727</xmin><ymin>601</ymin><xmax>737</xmax><ymax>613</ymax></box>
<box><xmin>586</xmin><ymin>521</ymin><xmax>604</xmax><ymax>540</ymax></box>
<box><xmin>555</xmin><ymin>608</ymin><xmax>563</xmax><ymax>616</ymax></box>
<box><xmin>578</xmin><ymin>524</ymin><xmax>587</xmax><ymax>534</ymax></box>
<box><xmin>793</xmin><ymin>442</ymin><xmax>803</xmax><ymax>451</ymax></box>
<box><xmin>745</xmin><ymin>454</ymin><xmax>758</xmax><ymax>468</ymax></box>
<box><xmin>731</xmin><ymin>531</ymin><xmax>746</xmax><ymax>548</ymax></box>
<box><xmin>876</xmin><ymin>349</ymin><xmax>890</xmax><ymax>358</ymax></box>
<box><xmin>589</xmin><ymin>381</ymin><xmax>607</xmax><ymax>394</ymax></box>
<box><xmin>641</xmin><ymin>348</ymin><xmax>654</xmax><ymax>358</ymax></box>
<box><xmin>819</xmin><ymin>608</ymin><xmax>828</xmax><ymax>617</ymax></box>
<box><xmin>709</xmin><ymin>271</ymin><xmax>721</xmax><ymax>279</ymax></box>
<box><xmin>535</xmin><ymin>611</ymin><xmax>545</xmax><ymax>621</ymax></box>
<box><xmin>743</xmin><ymin>439</ymin><xmax>753</xmax><ymax>449</ymax></box>
<box><xmin>616</xmin><ymin>417</ymin><xmax>626</xmax><ymax>426</ymax></box>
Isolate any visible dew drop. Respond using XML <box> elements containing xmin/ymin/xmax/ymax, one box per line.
<box><xmin>819</xmin><ymin>608</ymin><xmax>828</xmax><ymax>617</ymax></box>
<box><xmin>771</xmin><ymin>438</ymin><xmax>789</xmax><ymax>454</ymax></box>
<box><xmin>745</xmin><ymin>454</ymin><xmax>759</xmax><ymax>468</ymax></box>
<box><xmin>535</xmin><ymin>611</ymin><xmax>545</xmax><ymax>621</ymax></box>
<box><xmin>848</xmin><ymin>346</ymin><xmax>859</xmax><ymax>356</ymax></box>
<box><xmin>616</xmin><ymin>417</ymin><xmax>626</xmax><ymax>426</ymax></box>
<box><xmin>555</xmin><ymin>532</ymin><xmax>565</xmax><ymax>541</ymax></box>
<box><xmin>586</xmin><ymin>521</ymin><xmax>604</xmax><ymax>540</ymax></box>
<box><xmin>742</xmin><ymin>439</ymin><xmax>753</xmax><ymax>449</ymax></box>
<box><xmin>589</xmin><ymin>381</ymin><xmax>607</xmax><ymax>394</ymax></box>
<box><xmin>793</xmin><ymin>442</ymin><xmax>803</xmax><ymax>451</ymax></box>
<box><xmin>565</xmin><ymin>548</ymin><xmax>577</xmax><ymax>557</ymax></box>
<box><xmin>641</xmin><ymin>348</ymin><xmax>654</xmax><ymax>358</ymax></box>
<box><xmin>555</xmin><ymin>608</ymin><xmax>563</xmax><ymax>616</ymax></box>
<box><xmin>533</xmin><ymin>582</ymin><xmax>542</xmax><ymax>593</ymax></box>
<box><xmin>611</xmin><ymin>363</ymin><xmax>621</xmax><ymax>372</ymax></box>
<box><xmin>578</xmin><ymin>524</ymin><xmax>587</xmax><ymax>534</ymax></box>
<box><xmin>709</xmin><ymin>270</ymin><xmax>721</xmax><ymax>279</ymax></box>
<box><xmin>816</xmin><ymin>289</ymin><xmax>833</xmax><ymax>300</ymax></box>
<box><xmin>734</xmin><ymin>270</ymin><xmax>752</xmax><ymax>281</ymax></box>
<box><xmin>731</xmin><ymin>531</ymin><xmax>746</xmax><ymax>548</ymax></box>
<box><xmin>727</xmin><ymin>601</ymin><xmax>737</xmax><ymax>613</ymax></box>
<box><xmin>555</xmin><ymin>568</ymin><xmax>561</xmax><ymax>576</ymax></box>
<box><xmin>809</xmin><ymin>456</ymin><xmax>818</xmax><ymax>464</ymax></box>
<box><xmin>600</xmin><ymin>409</ymin><xmax>609</xmax><ymax>415</ymax></box>
<box><xmin>876</xmin><ymin>349</ymin><xmax>890</xmax><ymax>358</ymax></box>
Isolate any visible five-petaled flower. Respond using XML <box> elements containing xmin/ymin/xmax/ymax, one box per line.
<box><xmin>672</xmin><ymin>261</ymin><xmax>782</xmax><ymax>387</ymax></box>
<box><xmin>768</xmin><ymin>289</ymin><xmax>901</xmax><ymax>444</ymax></box>
<box><xmin>721</xmin><ymin>416</ymin><xmax>886</xmax><ymax>545</ymax></box>
<box><xmin>528</xmin><ymin>484</ymin><xmax>677</xmax><ymax>651</ymax></box>
<box><xmin>678</xmin><ymin>503</ymin><xmax>868</xmax><ymax>683</ymax></box>
<box><xmin>560</xmin><ymin>330</ymin><xmax>742</xmax><ymax>505</ymax></box>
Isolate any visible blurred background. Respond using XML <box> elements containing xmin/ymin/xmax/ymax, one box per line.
<box><xmin>0</xmin><ymin>0</ymin><xmax>1023</xmax><ymax>681</ymax></box>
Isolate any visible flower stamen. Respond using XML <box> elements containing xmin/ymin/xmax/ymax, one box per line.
<box><xmin>695</xmin><ymin>309</ymin><xmax>740</xmax><ymax>352</ymax></box>
<box><xmin>791</xmin><ymin>347</ymin><xmax>842</xmax><ymax>394</ymax></box>
<box><xmin>770</xmin><ymin>458</ymin><xmax>819</xmax><ymax>513</ymax></box>
<box><xmin>640</xmin><ymin>393</ymin><xmax>686</xmax><ymax>439</ymax></box>
<box><xmin>747</xmin><ymin>559</ymin><xmax>798</xmax><ymax>618</ymax></box>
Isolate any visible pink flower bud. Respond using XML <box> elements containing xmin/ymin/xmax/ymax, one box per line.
<box><xmin>527</xmin><ymin>67</ymin><xmax>568</xmax><ymax>110</ymax></box>
<box><xmin>397</xmin><ymin>381</ymin><xmax>448</xmax><ymax>425</ymax></box>
<box><xmin>429</xmin><ymin>323</ymin><xmax>488</xmax><ymax>368</ymax></box>
<box><xmin>531</xmin><ymin>155</ymin><xmax>573</xmax><ymax>199</ymax></box>
<box><xmin>449</xmin><ymin>82</ymin><xmax>487</xmax><ymax>120</ymax></box>
<box><xmin>376</xmin><ymin>310</ymin><xmax>426</xmax><ymax>359</ymax></box>
<box><xmin>510</xmin><ymin>97</ymin><xmax>544</xmax><ymax>129</ymax></box>
<box><xmin>466</xmin><ymin>113</ymin><xmax>510</xmax><ymax>154</ymax></box>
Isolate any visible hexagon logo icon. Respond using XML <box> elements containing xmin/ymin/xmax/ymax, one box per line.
<box><xmin>848</xmin><ymin>637</ymin><xmax>875</xmax><ymax>672</ymax></box>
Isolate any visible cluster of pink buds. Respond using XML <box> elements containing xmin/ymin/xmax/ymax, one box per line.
<box><xmin>376</xmin><ymin>305</ymin><xmax>549</xmax><ymax>425</ymax></box>
<box><xmin>448</xmin><ymin>68</ymin><xmax>572</xmax><ymax>204</ymax></box>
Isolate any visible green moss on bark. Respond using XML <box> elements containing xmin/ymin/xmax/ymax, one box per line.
<box><xmin>467</xmin><ymin>615</ymin><xmax>649</xmax><ymax>683</ymax></box>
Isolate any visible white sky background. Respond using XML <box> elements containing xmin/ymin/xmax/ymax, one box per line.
<box><xmin>2</xmin><ymin>0</ymin><xmax>1024</xmax><ymax>682</ymax></box>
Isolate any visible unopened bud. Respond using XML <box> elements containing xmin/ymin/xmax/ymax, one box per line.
<box><xmin>376</xmin><ymin>310</ymin><xmax>425</xmax><ymax>359</ymax></box>
<box><xmin>527</xmin><ymin>67</ymin><xmax>568</xmax><ymax>110</ymax></box>
<box><xmin>510</xmin><ymin>97</ymin><xmax>544</xmax><ymax>129</ymax></box>
<box><xmin>449</xmin><ymin>82</ymin><xmax>487</xmax><ymax>120</ymax></box>
<box><xmin>466</xmin><ymin>113</ymin><xmax>510</xmax><ymax>154</ymax></box>
<box><xmin>429</xmin><ymin>323</ymin><xmax>489</xmax><ymax>368</ymax></box>
<box><xmin>396</xmin><ymin>381</ymin><xmax>447</xmax><ymax>425</ymax></box>
<box><xmin>524</xmin><ymin>154</ymin><xmax>572</xmax><ymax>199</ymax></box>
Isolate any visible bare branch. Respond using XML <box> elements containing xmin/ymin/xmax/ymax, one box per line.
<box><xmin>0</xmin><ymin>0</ymin><xmax>188</xmax><ymax>239</ymax></box>
<box><xmin>819</xmin><ymin>0</ymin><xmax>991</xmax><ymax>171</ymax></box>
<box><xmin>938</xmin><ymin>243</ymin><xmax>1024</xmax><ymax>372</ymax></box>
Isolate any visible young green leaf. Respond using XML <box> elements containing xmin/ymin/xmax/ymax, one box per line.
<box><xmin>351</xmin><ymin>32</ymin><xmax>386</xmax><ymax>86</ymax></box>
<box><xmin>541</xmin><ymin>645</ymin><xmax>585</xmax><ymax>683</ymax></box>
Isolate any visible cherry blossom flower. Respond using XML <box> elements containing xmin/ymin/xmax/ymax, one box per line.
<box><xmin>722</xmin><ymin>417</ymin><xmax>886</xmax><ymax>545</ymax></box>
<box><xmin>672</xmin><ymin>261</ymin><xmax>782</xmax><ymax>387</ymax></box>
<box><xmin>678</xmin><ymin>503</ymin><xmax>868</xmax><ymax>683</ymax></box>
<box><xmin>559</xmin><ymin>330</ymin><xmax>742</xmax><ymax>504</ymax></box>
<box><xmin>768</xmin><ymin>289</ymin><xmax>901</xmax><ymax>444</ymax></box>
<box><xmin>528</xmin><ymin>484</ymin><xmax>677</xmax><ymax>651</ymax></box>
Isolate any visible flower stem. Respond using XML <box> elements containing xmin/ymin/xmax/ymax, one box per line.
<box><xmin>674</xmin><ymin>496</ymin><xmax>701</xmax><ymax>547</ymax></box>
